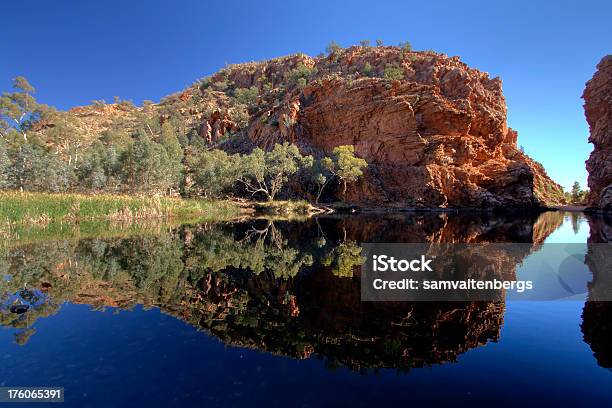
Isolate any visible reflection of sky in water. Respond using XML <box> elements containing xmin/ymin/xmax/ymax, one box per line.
<box><xmin>512</xmin><ymin>213</ymin><xmax>590</xmax><ymax>301</ymax></box>
<box><xmin>543</xmin><ymin>213</ymin><xmax>589</xmax><ymax>244</ymax></box>
<box><xmin>0</xmin><ymin>212</ymin><xmax>610</xmax><ymax>407</ymax></box>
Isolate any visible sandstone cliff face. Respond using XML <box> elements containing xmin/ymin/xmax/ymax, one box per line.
<box><xmin>46</xmin><ymin>47</ymin><xmax>565</xmax><ymax>208</ymax></box>
<box><xmin>225</xmin><ymin>47</ymin><xmax>564</xmax><ymax>208</ymax></box>
<box><xmin>584</xmin><ymin>55</ymin><xmax>612</xmax><ymax>211</ymax></box>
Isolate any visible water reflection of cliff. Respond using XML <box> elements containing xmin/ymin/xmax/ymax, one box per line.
<box><xmin>582</xmin><ymin>213</ymin><xmax>612</xmax><ymax>369</ymax></box>
<box><xmin>0</xmin><ymin>212</ymin><xmax>563</xmax><ymax>371</ymax></box>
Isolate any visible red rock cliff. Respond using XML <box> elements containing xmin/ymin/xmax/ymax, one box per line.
<box><xmin>226</xmin><ymin>47</ymin><xmax>564</xmax><ymax>208</ymax></box>
<box><xmin>584</xmin><ymin>55</ymin><xmax>612</xmax><ymax>211</ymax></box>
<box><xmin>45</xmin><ymin>47</ymin><xmax>565</xmax><ymax>209</ymax></box>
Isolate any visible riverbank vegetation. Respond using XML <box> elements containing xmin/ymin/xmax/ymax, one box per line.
<box><xmin>565</xmin><ymin>181</ymin><xmax>589</xmax><ymax>205</ymax></box>
<box><xmin>0</xmin><ymin>191</ymin><xmax>241</xmax><ymax>225</ymax></box>
<box><xmin>0</xmin><ymin>77</ymin><xmax>368</xmax><ymax>212</ymax></box>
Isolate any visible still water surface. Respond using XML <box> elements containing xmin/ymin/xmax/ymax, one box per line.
<box><xmin>1</xmin><ymin>211</ymin><xmax>611</xmax><ymax>407</ymax></box>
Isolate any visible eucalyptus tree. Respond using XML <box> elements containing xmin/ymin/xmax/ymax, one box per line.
<box><xmin>237</xmin><ymin>143</ymin><xmax>313</xmax><ymax>201</ymax></box>
<box><xmin>0</xmin><ymin>141</ymin><xmax>9</xmax><ymax>188</ymax></box>
<box><xmin>313</xmin><ymin>145</ymin><xmax>368</xmax><ymax>202</ymax></box>
<box><xmin>0</xmin><ymin>77</ymin><xmax>49</xmax><ymax>142</ymax></box>
<box><xmin>120</xmin><ymin>132</ymin><xmax>175</xmax><ymax>194</ymax></box>
<box><xmin>10</xmin><ymin>143</ymin><xmax>71</xmax><ymax>192</ymax></box>
<box><xmin>189</xmin><ymin>149</ymin><xmax>238</xmax><ymax>198</ymax></box>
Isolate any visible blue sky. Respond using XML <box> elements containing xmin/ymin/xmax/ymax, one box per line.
<box><xmin>2</xmin><ymin>0</ymin><xmax>610</xmax><ymax>190</ymax></box>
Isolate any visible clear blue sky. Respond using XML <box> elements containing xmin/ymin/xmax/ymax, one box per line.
<box><xmin>2</xmin><ymin>0</ymin><xmax>610</xmax><ymax>190</ymax></box>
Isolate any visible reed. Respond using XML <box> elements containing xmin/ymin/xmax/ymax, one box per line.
<box><xmin>0</xmin><ymin>191</ymin><xmax>242</xmax><ymax>225</ymax></box>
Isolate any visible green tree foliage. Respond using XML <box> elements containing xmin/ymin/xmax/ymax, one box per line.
<box><xmin>233</xmin><ymin>87</ymin><xmax>259</xmax><ymax>109</ymax></box>
<box><xmin>113</xmin><ymin>96</ymin><xmax>135</xmax><ymax>110</ymax></box>
<box><xmin>362</xmin><ymin>62</ymin><xmax>374</xmax><ymax>77</ymax></box>
<box><xmin>567</xmin><ymin>181</ymin><xmax>588</xmax><ymax>205</ymax></box>
<box><xmin>10</xmin><ymin>143</ymin><xmax>71</xmax><ymax>192</ymax></box>
<box><xmin>186</xmin><ymin>129</ymin><xmax>208</xmax><ymax>149</ymax></box>
<box><xmin>322</xmin><ymin>240</ymin><xmax>365</xmax><ymax>277</ymax></box>
<box><xmin>399</xmin><ymin>41</ymin><xmax>412</xmax><ymax>52</ymax></box>
<box><xmin>230</xmin><ymin>105</ymin><xmax>250</xmax><ymax>129</ymax></box>
<box><xmin>120</xmin><ymin>133</ymin><xmax>176</xmax><ymax>193</ymax></box>
<box><xmin>0</xmin><ymin>77</ymin><xmax>49</xmax><ymax>142</ymax></box>
<box><xmin>310</xmin><ymin>159</ymin><xmax>332</xmax><ymax>203</ymax></box>
<box><xmin>76</xmin><ymin>141</ymin><xmax>109</xmax><ymax>190</ymax></box>
<box><xmin>213</xmin><ymin>80</ymin><xmax>229</xmax><ymax>92</ymax></box>
<box><xmin>360</xmin><ymin>39</ymin><xmax>371</xmax><ymax>48</ymax></box>
<box><xmin>287</xmin><ymin>63</ymin><xmax>318</xmax><ymax>88</ymax></box>
<box><xmin>326</xmin><ymin>41</ymin><xmax>342</xmax><ymax>55</ymax></box>
<box><xmin>322</xmin><ymin>145</ymin><xmax>368</xmax><ymax>200</ymax></box>
<box><xmin>237</xmin><ymin>143</ymin><xmax>313</xmax><ymax>201</ymax></box>
<box><xmin>44</xmin><ymin>111</ymin><xmax>82</xmax><ymax>166</ymax></box>
<box><xmin>159</xmin><ymin>122</ymin><xmax>183</xmax><ymax>162</ymax></box>
<box><xmin>0</xmin><ymin>141</ymin><xmax>9</xmax><ymax>188</ymax></box>
<box><xmin>100</xmin><ymin>130</ymin><xmax>132</xmax><ymax>150</ymax></box>
<box><xmin>188</xmin><ymin>149</ymin><xmax>238</xmax><ymax>198</ymax></box>
<box><xmin>159</xmin><ymin>122</ymin><xmax>184</xmax><ymax>189</ymax></box>
<box><xmin>383</xmin><ymin>63</ymin><xmax>404</xmax><ymax>81</ymax></box>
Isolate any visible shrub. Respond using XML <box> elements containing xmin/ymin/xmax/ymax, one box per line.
<box><xmin>399</xmin><ymin>41</ymin><xmax>412</xmax><ymax>52</ymax></box>
<box><xmin>230</xmin><ymin>105</ymin><xmax>250</xmax><ymax>129</ymax></box>
<box><xmin>213</xmin><ymin>80</ymin><xmax>229</xmax><ymax>91</ymax></box>
<box><xmin>287</xmin><ymin>63</ymin><xmax>318</xmax><ymax>88</ymax></box>
<box><xmin>325</xmin><ymin>41</ymin><xmax>342</xmax><ymax>55</ymax></box>
<box><xmin>383</xmin><ymin>63</ymin><xmax>404</xmax><ymax>81</ymax></box>
<box><xmin>233</xmin><ymin>86</ymin><xmax>259</xmax><ymax>111</ymax></box>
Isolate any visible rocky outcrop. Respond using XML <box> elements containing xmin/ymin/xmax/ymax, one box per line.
<box><xmin>584</xmin><ymin>55</ymin><xmax>612</xmax><ymax>212</ymax></box>
<box><xmin>225</xmin><ymin>48</ymin><xmax>564</xmax><ymax>208</ymax></box>
<box><xmin>581</xmin><ymin>213</ymin><xmax>612</xmax><ymax>368</ymax></box>
<box><xmin>39</xmin><ymin>46</ymin><xmax>565</xmax><ymax>209</ymax></box>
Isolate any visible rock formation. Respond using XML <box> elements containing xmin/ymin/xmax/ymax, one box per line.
<box><xmin>41</xmin><ymin>46</ymin><xmax>565</xmax><ymax>209</ymax></box>
<box><xmin>581</xmin><ymin>213</ymin><xmax>612</xmax><ymax>368</ymax></box>
<box><xmin>235</xmin><ymin>48</ymin><xmax>564</xmax><ymax>208</ymax></box>
<box><xmin>584</xmin><ymin>55</ymin><xmax>612</xmax><ymax>212</ymax></box>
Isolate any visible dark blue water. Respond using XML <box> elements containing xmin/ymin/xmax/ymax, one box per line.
<box><xmin>1</xmin><ymin>212</ymin><xmax>611</xmax><ymax>407</ymax></box>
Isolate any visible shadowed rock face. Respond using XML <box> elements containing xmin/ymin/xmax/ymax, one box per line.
<box><xmin>584</xmin><ymin>55</ymin><xmax>612</xmax><ymax>212</ymax></box>
<box><xmin>0</xmin><ymin>213</ymin><xmax>564</xmax><ymax>371</ymax></box>
<box><xmin>581</xmin><ymin>213</ymin><xmax>612</xmax><ymax>368</ymax></box>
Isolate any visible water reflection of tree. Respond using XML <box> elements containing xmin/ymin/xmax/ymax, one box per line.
<box><xmin>0</xmin><ymin>287</ymin><xmax>58</xmax><ymax>345</ymax></box>
<box><xmin>0</xmin><ymin>212</ymin><xmax>560</xmax><ymax>370</ymax></box>
<box><xmin>568</xmin><ymin>212</ymin><xmax>584</xmax><ymax>235</ymax></box>
<box><xmin>319</xmin><ymin>225</ymin><xmax>364</xmax><ymax>278</ymax></box>
<box><xmin>187</xmin><ymin>220</ymin><xmax>314</xmax><ymax>279</ymax></box>
<box><xmin>322</xmin><ymin>240</ymin><xmax>364</xmax><ymax>277</ymax></box>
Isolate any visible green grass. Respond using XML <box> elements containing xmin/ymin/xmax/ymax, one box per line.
<box><xmin>252</xmin><ymin>200</ymin><xmax>315</xmax><ymax>217</ymax></box>
<box><xmin>0</xmin><ymin>191</ymin><xmax>242</xmax><ymax>224</ymax></box>
<box><xmin>1</xmin><ymin>218</ymin><xmax>186</xmax><ymax>250</ymax></box>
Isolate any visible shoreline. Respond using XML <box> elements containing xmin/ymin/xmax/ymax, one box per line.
<box><xmin>1</xmin><ymin>191</ymin><xmax>592</xmax><ymax>228</ymax></box>
<box><xmin>0</xmin><ymin>191</ymin><xmax>243</xmax><ymax>226</ymax></box>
